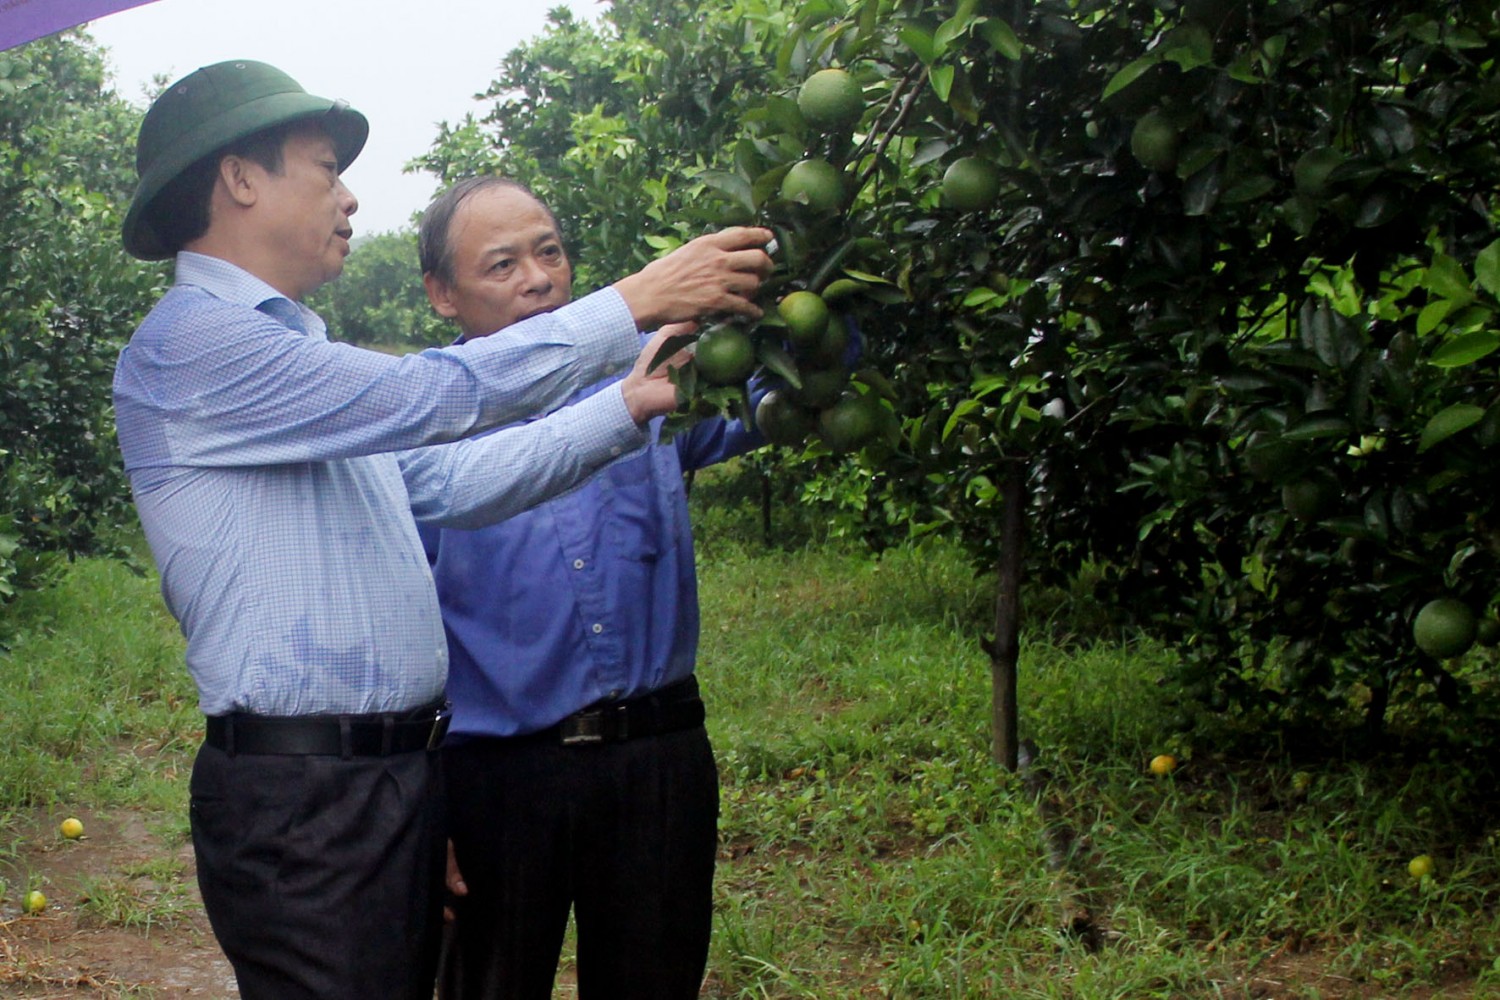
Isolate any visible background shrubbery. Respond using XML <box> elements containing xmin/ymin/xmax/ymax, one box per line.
<box><xmin>5</xmin><ymin>2</ymin><xmax>1500</xmax><ymax>754</ymax></box>
<box><xmin>0</xmin><ymin>36</ymin><xmax>165</xmax><ymax>598</ymax></box>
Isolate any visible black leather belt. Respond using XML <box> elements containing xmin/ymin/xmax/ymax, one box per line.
<box><xmin>204</xmin><ymin>700</ymin><xmax>451</xmax><ymax>757</ymax></box>
<box><xmin>521</xmin><ymin>677</ymin><xmax>705</xmax><ymax>747</ymax></box>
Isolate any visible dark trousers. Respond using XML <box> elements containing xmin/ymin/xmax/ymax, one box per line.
<box><xmin>189</xmin><ymin>743</ymin><xmax>447</xmax><ymax>1000</ymax></box>
<box><xmin>439</xmin><ymin>725</ymin><xmax>719</xmax><ymax>1000</ymax></box>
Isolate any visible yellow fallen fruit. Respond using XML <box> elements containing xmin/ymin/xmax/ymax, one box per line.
<box><xmin>60</xmin><ymin>817</ymin><xmax>84</xmax><ymax>840</ymax></box>
<box><xmin>1149</xmin><ymin>754</ymin><xmax>1178</xmax><ymax>776</ymax></box>
<box><xmin>1408</xmin><ymin>854</ymin><xmax>1435</xmax><ymax>879</ymax></box>
<box><xmin>22</xmin><ymin>889</ymin><xmax>46</xmax><ymax>914</ymax></box>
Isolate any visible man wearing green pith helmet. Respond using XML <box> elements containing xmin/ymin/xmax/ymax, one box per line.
<box><xmin>114</xmin><ymin>60</ymin><xmax>773</xmax><ymax>999</ymax></box>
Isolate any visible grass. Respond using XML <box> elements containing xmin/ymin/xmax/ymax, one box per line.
<box><xmin>74</xmin><ymin>854</ymin><xmax>199</xmax><ymax>932</ymax></box>
<box><xmin>0</xmin><ymin>470</ymin><xmax>1497</xmax><ymax>995</ymax></box>
<box><xmin>0</xmin><ymin>535</ymin><xmax>199</xmax><ymax>813</ymax></box>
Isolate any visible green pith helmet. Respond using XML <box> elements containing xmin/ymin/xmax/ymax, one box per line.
<box><xmin>123</xmin><ymin>60</ymin><xmax>368</xmax><ymax>260</ymax></box>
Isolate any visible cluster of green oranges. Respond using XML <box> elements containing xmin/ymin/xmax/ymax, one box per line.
<box><xmin>780</xmin><ymin>68</ymin><xmax>1003</xmax><ymax>216</ymax></box>
<box><xmin>685</xmin><ymin>288</ymin><xmax>885</xmax><ymax>453</ymax></box>
<box><xmin>684</xmin><ymin>66</ymin><xmax>1006</xmax><ymax>451</ymax></box>
<box><xmin>758</xmin><ymin>289</ymin><xmax>886</xmax><ymax>453</ymax></box>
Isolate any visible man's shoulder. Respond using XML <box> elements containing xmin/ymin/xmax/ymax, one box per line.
<box><xmin>130</xmin><ymin>285</ymin><xmax>274</xmax><ymax>346</ymax></box>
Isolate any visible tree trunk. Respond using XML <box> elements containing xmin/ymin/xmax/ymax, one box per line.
<box><xmin>991</xmin><ymin>460</ymin><xmax>1024</xmax><ymax>771</ymax></box>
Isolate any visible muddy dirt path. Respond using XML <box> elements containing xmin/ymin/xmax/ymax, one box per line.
<box><xmin>1</xmin><ymin>806</ymin><xmax>236</xmax><ymax>998</ymax></box>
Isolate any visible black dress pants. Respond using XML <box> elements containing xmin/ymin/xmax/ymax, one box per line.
<box><xmin>439</xmin><ymin>725</ymin><xmax>719</xmax><ymax>1000</ymax></box>
<box><xmin>189</xmin><ymin>742</ymin><xmax>447</xmax><ymax>1000</ymax></box>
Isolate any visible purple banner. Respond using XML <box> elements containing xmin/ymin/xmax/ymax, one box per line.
<box><xmin>0</xmin><ymin>0</ymin><xmax>161</xmax><ymax>52</ymax></box>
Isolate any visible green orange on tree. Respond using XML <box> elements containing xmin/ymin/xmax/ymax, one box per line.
<box><xmin>1130</xmin><ymin>110</ymin><xmax>1180</xmax><ymax>172</ymax></box>
<box><xmin>754</xmin><ymin>389</ymin><xmax>817</xmax><ymax>447</ymax></box>
<box><xmin>693</xmin><ymin>326</ymin><xmax>757</xmax><ymax>386</ymax></box>
<box><xmin>778</xmin><ymin>290</ymin><xmax>830</xmax><ymax>350</ymax></box>
<box><xmin>793</xmin><ymin>366</ymin><xmax>849</xmax><ymax>409</ymax></box>
<box><xmin>942</xmin><ymin>156</ymin><xmax>1001</xmax><ymax>212</ymax></box>
<box><xmin>818</xmin><ymin>392</ymin><xmax>883</xmax><ymax>453</ymax></box>
<box><xmin>781</xmin><ymin>159</ymin><xmax>846</xmax><ymax>214</ymax></box>
<box><xmin>1281</xmin><ymin>475</ymin><xmax>1338</xmax><ymax>521</ymax></box>
<box><xmin>1476</xmin><ymin>615</ymin><xmax>1500</xmax><ymax>647</ymax></box>
<box><xmin>808</xmin><ymin>313</ymin><xmax>850</xmax><ymax>365</ymax></box>
<box><xmin>1412</xmin><ymin>597</ymin><xmax>1477</xmax><ymax>660</ymax></box>
<box><xmin>797</xmin><ymin>68</ymin><xmax>864</xmax><ymax>131</ymax></box>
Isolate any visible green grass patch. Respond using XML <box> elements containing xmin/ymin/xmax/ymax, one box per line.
<box><xmin>1</xmin><ymin>497</ymin><xmax>1496</xmax><ymax>997</ymax></box>
<box><xmin>0</xmin><ymin>551</ymin><xmax>197</xmax><ymax>810</ymax></box>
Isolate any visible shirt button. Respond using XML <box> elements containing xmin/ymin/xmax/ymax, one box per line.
<box><xmin>592</xmin><ymin>623</ymin><xmax>604</xmax><ymax>634</ymax></box>
<box><xmin>610</xmin><ymin>446</ymin><xmax>622</xmax><ymax>457</ymax></box>
<box><xmin>573</xmin><ymin>559</ymin><xmax>585</xmax><ymax>570</ymax></box>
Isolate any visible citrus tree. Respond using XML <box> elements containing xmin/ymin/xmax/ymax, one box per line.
<box><xmin>308</xmin><ymin>231</ymin><xmax>449</xmax><ymax>350</ymax></box>
<box><xmin>0</xmin><ymin>34</ymin><xmax>162</xmax><ymax>599</ymax></box>
<box><xmin>422</xmin><ymin>0</ymin><xmax>1500</xmax><ymax>747</ymax></box>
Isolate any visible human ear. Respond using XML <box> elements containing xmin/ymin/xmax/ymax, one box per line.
<box><xmin>423</xmin><ymin>272</ymin><xmax>460</xmax><ymax>320</ymax></box>
<box><xmin>218</xmin><ymin>155</ymin><xmax>259</xmax><ymax>208</ymax></box>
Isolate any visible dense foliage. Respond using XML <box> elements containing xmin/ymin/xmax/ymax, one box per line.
<box><xmin>0</xmin><ymin>34</ymin><xmax>161</xmax><ymax>599</ymax></box>
<box><xmin>308</xmin><ymin>231</ymin><xmax>449</xmax><ymax>349</ymax></box>
<box><xmin>422</xmin><ymin>0</ymin><xmax>1500</xmax><ymax>741</ymax></box>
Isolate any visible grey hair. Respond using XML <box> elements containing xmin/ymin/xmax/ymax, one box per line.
<box><xmin>417</xmin><ymin>176</ymin><xmax>559</xmax><ymax>284</ymax></box>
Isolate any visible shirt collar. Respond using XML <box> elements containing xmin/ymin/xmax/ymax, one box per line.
<box><xmin>173</xmin><ymin>251</ymin><xmax>324</xmax><ymax>337</ymax></box>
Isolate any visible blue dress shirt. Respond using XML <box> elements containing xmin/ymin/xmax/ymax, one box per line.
<box><xmin>114</xmin><ymin>253</ymin><xmax>649</xmax><ymax>717</ymax></box>
<box><xmin>420</xmin><ymin>361</ymin><xmax>763</xmax><ymax>741</ymax></box>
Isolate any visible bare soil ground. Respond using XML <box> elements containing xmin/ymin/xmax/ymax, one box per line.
<box><xmin>1</xmin><ymin>807</ymin><xmax>235</xmax><ymax>998</ymax></box>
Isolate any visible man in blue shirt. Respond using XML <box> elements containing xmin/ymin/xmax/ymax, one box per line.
<box><xmin>113</xmin><ymin>62</ymin><xmax>772</xmax><ymax>1000</ymax></box>
<box><xmin>418</xmin><ymin>177</ymin><xmax>763</xmax><ymax>998</ymax></box>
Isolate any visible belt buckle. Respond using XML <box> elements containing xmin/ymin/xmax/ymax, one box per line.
<box><xmin>427</xmin><ymin>704</ymin><xmax>452</xmax><ymax>750</ymax></box>
<box><xmin>560</xmin><ymin>709</ymin><xmax>605</xmax><ymax>746</ymax></box>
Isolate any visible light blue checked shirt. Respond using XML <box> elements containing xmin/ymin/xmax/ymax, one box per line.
<box><xmin>114</xmin><ymin>252</ymin><xmax>649</xmax><ymax>717</ymax></box>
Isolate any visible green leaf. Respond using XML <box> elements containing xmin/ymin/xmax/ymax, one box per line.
<box><xmin>1219</xmin><ymin>173</ymin><xmax>1275</xmax><ymax>204</ymax></box>
<box><xmin>1227</xmin><ymin>51</ymin><xmax>1263</xmax><ymax>83</ymax></box>
<box><xmin>1418</xmin><ymin>404</ymin><xmax>1485</xmax><ymax>453</ymax></box>
<box><xmin>693</xmin><ymin>170</ymin><xmax>755</xmax><ymax>216</ymax></box>
<box><xmin>912</xmin><ymin>140</ymin><xmax>952</xmax><ymax>167</ymax></box>
<box><xmin>1425</xmin><ymin>254</ymin><xmax>1474</xmax><ymax>305</ymax></box>
<box><xmin>1416</xmin><ymin>299</ymin><xmax>1453</xmax><ymax>337</ymax></box>
<box><xmin>1476</xmin><ymin>240</ymin><xmax>1500</xmax><ymax>297</ymax></box>
<box><xmin>1102</xmin><ymin>54</ymin><xmax>1160</xmax><ymax>101</ymax></box>
<box><xmin>1444</xmin><ymin>26</ymin><xmax>1487</xmax><ymax>50</ymax></box>
<box><xmin>648</xmin><ymin>330</ymin><xmax>701</xmax><ymax>373</ymax></box>
<box><xmin>942</xmin><ymin>398</ymin><xmax>984</xmax><ymax>441</ymax></box>
<box><xmin>963</xmin><ymin>287</ymin><xmax>1000</xmax><ymax>307</ymax></box>
<box><xmin>1181</xmin><ymin>160</ymin><xmax>1222</xmax><ymax>216</ymax></box>
<box><xmin>900</xmin><ymin>26</ymin><xmax>937</xmax><ymax>65</ymax></box>
<box><xmin>935</xmin><ymin>15</ymin><xmax>969</xmax><ymax>52</ymax></box>
<box><xmin>1429</xmin><ymin>331</ymin><xmax>1500</xmax><ymax>368</ymax></box>
<box><xmin>1161</xmin><ymin>24</ymin><xmax>1214</xmax><ymax>71</ymax></box>
<box><xmin>774</xmin><ymin>25</ymin><xmax>806</xmax><ymax>78</ymax></box>
<box><xmin>980</xmin><ymin>18</ymin><xmax>1022</xmax><ymax>60</ymax></box>
<box><xmin>1281</xmin><ymin>414</ymin><xmax>1352</xmax><ymax>441</ymax></box>
<box><xmin>929</xmin><ymin>64</ymin><xmax>955</xmax><ymax>103</ymax></box>
<box><xmin>1354</xmin><ymin>189</ymin><xmax>1399</xmax><ymax>229</ymax></box>
<box><xmin>807</xmin><ymin>240</ymin><xmax>857</xmax><ymax>294</ymax></box>
<box><xmin>757</xmin><ymin>340</ymin><xmax>802</xmax><ymax>389</ymax></box>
